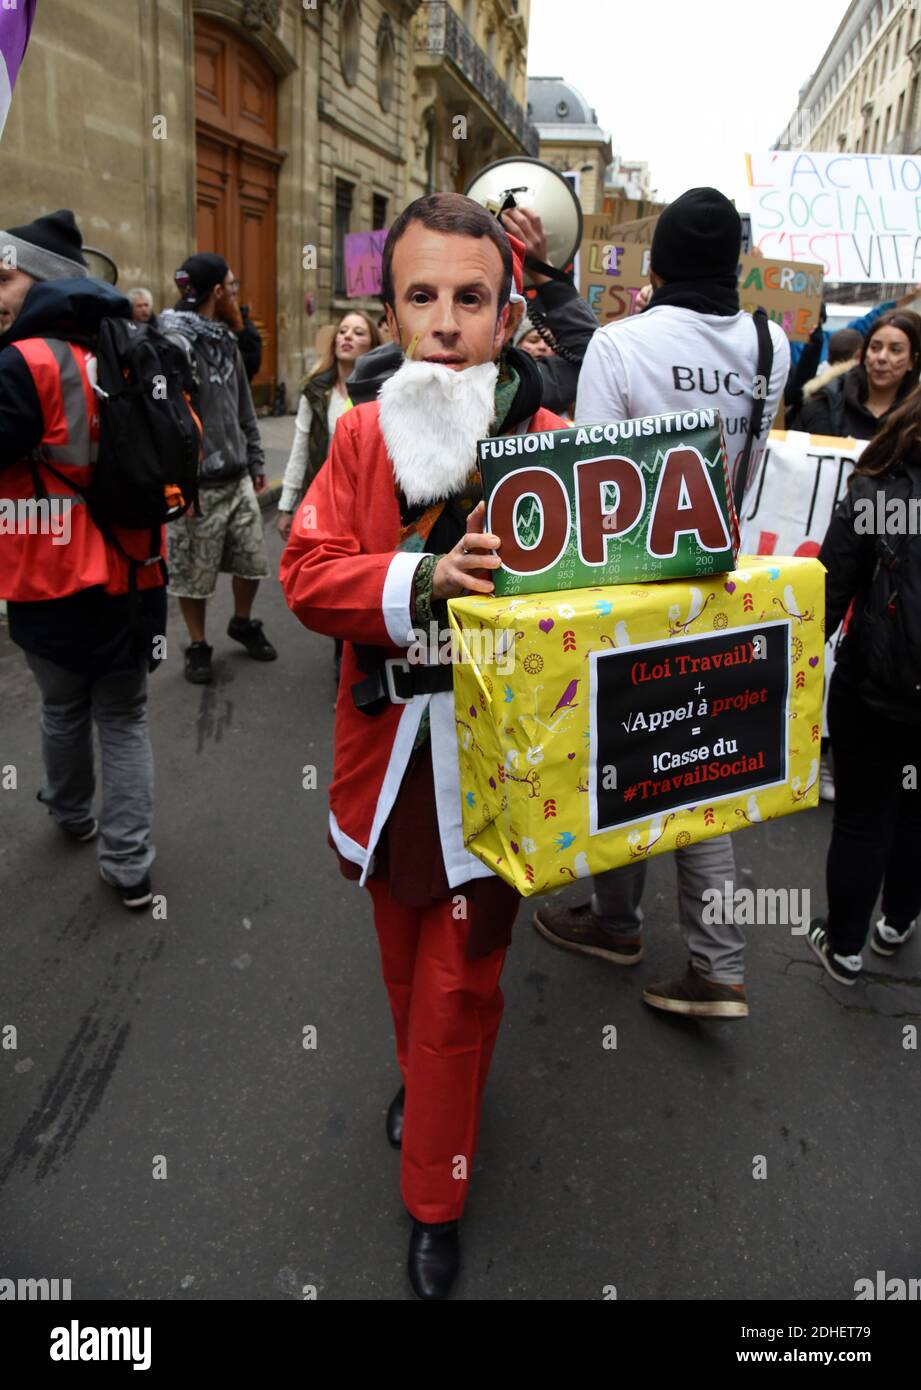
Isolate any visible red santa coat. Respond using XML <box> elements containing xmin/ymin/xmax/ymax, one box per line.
<box><xmin>280</xmin><ymin>398</ymin><xmax>565</xmax><ymax>890</ymax></box>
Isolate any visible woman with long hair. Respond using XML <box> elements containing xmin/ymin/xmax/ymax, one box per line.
<box><xmin>277</xmin><ymin>310</ymin><xmax>380</xmax><ymax>540</ymax></box>
<box><xmin>795</xmin><ymin>310</ymin><xmax>921</xmax><ymax>805</ymax></box>
<box><xmin>807</xmin><ymin>385</ymin><xmax>921</xmax><ymax>983</ymax></box>
<box><xmin>794</xmin><ymin>310</ymin><xmax>921</xmax><ymax>440</ymax></box>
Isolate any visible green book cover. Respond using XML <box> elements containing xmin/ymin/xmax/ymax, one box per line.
<box><xmin>477</xmin><ymin>408</ymin><xmax>739</xmax><ymax>597</ymax></box>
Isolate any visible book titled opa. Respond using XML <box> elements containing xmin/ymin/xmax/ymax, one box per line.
<box><xmin>478</xmin><ymin>409</ymin><xmax>738</xmax><ymax>597</ymax></box>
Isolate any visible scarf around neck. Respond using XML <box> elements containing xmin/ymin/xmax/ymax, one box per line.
<box><xmin>647</xmin><ymin>275</ymin><xmax>740</xmax><ymax>317</ymax></box>
<box><xmin>490</xmin><ymin>363</ymin><xmax>521</xmax><ymax>435</ymax></box>
<box><xmin>159</xmin><ymin>308</ymin><xmax>234</xmax><ymax>344</ymax></box>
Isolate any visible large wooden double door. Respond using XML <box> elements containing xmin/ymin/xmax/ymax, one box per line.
<box><xmin>194</xmin><ymin>16</ymin><xmax>282</xmax><ymax>404</ymax></box>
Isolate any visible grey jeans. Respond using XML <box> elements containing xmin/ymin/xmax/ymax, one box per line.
<box><xmin>25</xmin><ymin>652</ymin><xmax>155</xmax><ymax>886</ymax></box>
<box><xmin>591</xmin><ymin>834</ymin><xmax>743</xmax><ymax>984</ymax></box>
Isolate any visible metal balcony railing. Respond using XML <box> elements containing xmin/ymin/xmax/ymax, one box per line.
<box><xmin>416</xmin><ymin>1</ymin><xmax>540</xmax><ymax>156</ymax></box>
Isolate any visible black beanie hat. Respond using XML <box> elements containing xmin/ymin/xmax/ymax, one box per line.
<box><xmin>650</xmin><ymin>187</ymin><xmax>741</xmax><ymax>283</ymax></box>
<box><xmin>175</xmin><ymin>252</ymin><xmax>230</xmax><ymax>305</ymax></box>
<box><xmin>0</xmin><ymin>209</ymin><xmax>88</xmax><ymax>280</ymax></box>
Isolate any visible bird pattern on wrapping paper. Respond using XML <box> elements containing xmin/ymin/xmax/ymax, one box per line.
<box><xmin>453</xmin><ymin>557</ymin><xmax>823</xmax><ymax>894</ymax></box>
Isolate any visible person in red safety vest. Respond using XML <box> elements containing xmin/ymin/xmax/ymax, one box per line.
<box><xmin>280</xmin><ymin>193</ymin><xmax>566</xmax><ymax>1299</ymax></box>
<box><xmin>0</xmin><ymin>210</ymin><xmax>164</xmax><ymax>910</ymax></box>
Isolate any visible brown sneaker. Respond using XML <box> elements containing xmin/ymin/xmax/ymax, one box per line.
<box><xmin>532</xmin><ymin>900</ymin><xmax>643</xmax><ymax>965</ymax></box>
<box><xmin>642</xmin><ymin>963</ymin><xmax>748</xmax><ymax>1018</ymax></box>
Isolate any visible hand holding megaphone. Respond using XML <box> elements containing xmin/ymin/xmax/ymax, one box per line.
<box><xmin>500</xmin><ymin>207</ymin><xmax>551</xmax><ymax>286</ymax></box>
<box><xmin>466</xmin><ymin>157</ymin><xmax>583</xmax><ymax>288</ymax></box>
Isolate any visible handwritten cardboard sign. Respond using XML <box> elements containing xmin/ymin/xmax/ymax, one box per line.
<box><xmin>582</xmin><ymin>213</ymin><xmax>660</xmax><ymax>244</ymax></box>
<box><xmin>579</xmin><ymin>237</ymin><xmax>823</xmax><ymax>341</ymax></box>
<box><xmin>344</xmin><ymin>229</ymin><xmax>388</xmax><ymax>298</ymax></box>
<box><xmin>583</xmin><ymin>212</ymin><xmax>752</xmax><ymax>253</ymax></box>
<box><xmin>580</xmin><ymin>239</ymin><xmax>652</xmax><ymax>323</ymax></box>
<box><xmin>737</xmin><ymin>255</ymin><xmax>823</xmax><ymax>340</ymax></box>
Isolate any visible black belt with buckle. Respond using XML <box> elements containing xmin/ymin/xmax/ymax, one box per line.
<box><xmin>351</xmin><ymin>648</ymin><xmax>454</xmax><ymax>714</ymax></box>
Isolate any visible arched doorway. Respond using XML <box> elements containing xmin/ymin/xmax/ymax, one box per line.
<box><xmin>194</xmin><ymin>15</ymin><xmax>282</xmax><ymax>406</ymax></box>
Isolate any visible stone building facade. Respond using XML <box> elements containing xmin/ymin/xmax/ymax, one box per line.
<box><xmin>526</xmin><ymin>76</ymin><xmax>612</xmax><ymax>215</ymax></box>
<box><xmin>3</xmin><ymin>0</ymin><xmax>537</xmax><ymax>405</ymax></box>
<box><xmin>776</xmin><ymin>0</ymin><xmax>921</xmax><ymax>159</ymax></box>
<box><xmin>774</xmin><ymin>0</ymin><xmax>921</xmax><ymax>301</ymax></box>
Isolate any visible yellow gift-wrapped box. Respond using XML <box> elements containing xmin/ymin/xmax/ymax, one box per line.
<box><xmin>449</xmin><ymin>554</ymin><xmax>825</xmax><ymax>897</ymax></box>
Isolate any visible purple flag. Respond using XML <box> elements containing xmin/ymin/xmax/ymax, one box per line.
<box><xmin>0</xmin><ymin>0</ymin><xmax>38</xmax><ymax>139</ymax></box>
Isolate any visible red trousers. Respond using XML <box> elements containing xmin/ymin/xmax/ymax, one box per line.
<box><xmin>365</xmin><ymin>876</ymin><xmax>509</xmax><ymax>1222</ymax></box>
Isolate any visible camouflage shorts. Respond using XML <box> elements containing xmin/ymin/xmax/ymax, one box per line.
<box><xmin>167</xmin><ymin>475</ymin><xmax>270</xmax><ymax>600</ymax></box>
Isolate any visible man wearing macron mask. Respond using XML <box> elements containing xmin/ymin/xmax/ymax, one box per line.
<box><xmin>280</xmin><ymin>192</ymin><xmax>566</xmax><ymax>1299</ymax></box>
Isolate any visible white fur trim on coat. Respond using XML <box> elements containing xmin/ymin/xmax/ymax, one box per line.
<box><xmin>382</xmin><ymin>549</ymin><xmax>429</xmax><ymax>647</ymax></box>
<box><xmin>429</xmin><ymin>689</ymin><xmax>498</xmax><ymax>888</ymax></box>
<box><xmin>330</xmin><ymin>693</ymin><xmax>498</xmax><ymax>891</ymax></box>
<box><xmin>802</xmin><ymin>358</ymin><xmax>854</xmax><ymax>400</ymax></box>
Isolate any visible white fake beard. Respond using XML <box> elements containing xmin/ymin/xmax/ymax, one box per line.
<box><xmin>379</xmin><ymin>358</ymin><xmax>499</xmax><ymax>506</ymax></box>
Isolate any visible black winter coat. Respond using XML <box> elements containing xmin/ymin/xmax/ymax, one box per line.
<box><xmin>794</xmin><ymin>364</ymin><xmax>913</xmax><ymax>440</ymax></box>
<box><xmin>819</xmin><ymin>459</ymin><xmax>921</xmax><ymax>724</ymax></box>
<box><xmin>236</xmin><ymin>305</ymin><xmax>263</xmax><ymax>382</ymax></box>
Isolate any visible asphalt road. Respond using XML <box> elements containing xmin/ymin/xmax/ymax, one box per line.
<box><xmin>1</xmin><ymin>501</ymin><xmax>920</xmax><ymax>1302</ymax></box>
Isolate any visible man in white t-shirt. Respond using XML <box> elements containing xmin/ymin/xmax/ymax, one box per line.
<box><xmin>534</xmin><ymin>187</ymin><xmax>790</xmax><ymax>1020</ymax></box>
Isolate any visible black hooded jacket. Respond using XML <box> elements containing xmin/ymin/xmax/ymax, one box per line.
<box><xmin>819</xmin><ymin>459</ymin><xmax>921</xmax><ymax>725</ymax></box>
<box><xmin>793</xmin><ymin>363</ymin><xmax>915</xmax><ymax>440</ymax></box>
<box><xmin>0</xmin><ymin>278</ymin><xmax>166</xmax><ymax>676</ymax></box>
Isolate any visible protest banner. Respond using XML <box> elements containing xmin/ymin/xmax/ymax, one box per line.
<box><xmin>343</xmin><ymin>229</ymin><xmax>388</xmax><ymax>297</ymax></box>
<box><xmin>582</xmin><ymin>213</ymin><xmax>659</xmax><ymax>244</ymax></box>
<box><xmin>580</xmin><ymin>235</ymin><xmax>823</xmax><ymax>340</ymax></box>
<box><xmin>738</xmin><ymin>428</ymin><xmax>866</xmax><ymax>561</ymax></box>
<box><xmin>582</xmin><ymin>211</ymin><xmax>751</xmax><ymax>251</ymax></box>
<box><xmin>579</xmin><ymin>238</ymin><xmax>652</xmax><ymax>322</ymax></box>
<box><xmin>747</xmin><ymin>150</ymin><xmax>921</xmax><ymax>282</ymax></box>
<box><xmin>737</xmin><ymin>255</ymin><xmax>823</xmax><ymax>340</ymax></box>
<box><xmin>0</xmin><ymin>0</ymin><xmax>37</xmax><ymax>140</ymax></box>
<box><xmin>739</xmin><ymin>428</ymin><xmax>868</xmax><ymax>733</ymax></box>
<box><xmin>478</xmin><ymin>411</ymin><xmax>738</xmax><ymax>596</ymax></box>
<box><xmin>450</xmin><ymin>553</ymin><xmax>824</xmax><ymax>896</ymax></box>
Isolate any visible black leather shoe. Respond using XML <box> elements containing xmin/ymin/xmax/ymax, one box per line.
<box><xmin>386</xmin><ymin>1086</ymin><xmax>405</xmax><ymax>1149</ymax></box>
<box><xmin>407</xmin><ymin>1219</ymin><xmax>460</xmax><ymax>1300</ymax></box>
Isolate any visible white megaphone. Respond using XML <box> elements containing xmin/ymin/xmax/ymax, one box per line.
<box><xmin>465</xmin><ymin>156</ymin><xmax>583</xmax><ymax>288</ymax></box>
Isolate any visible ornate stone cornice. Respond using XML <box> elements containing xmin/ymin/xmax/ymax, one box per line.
<box><xmin>241</xmin><ymin>0</ymin><xmax>280</xmax><ymax>29</ymax></box>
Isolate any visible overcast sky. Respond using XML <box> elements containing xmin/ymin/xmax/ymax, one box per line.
<box><xmin>527</xmin><ymin>0</ymin><xmax>850</xmax><ymax>210</ymax></box>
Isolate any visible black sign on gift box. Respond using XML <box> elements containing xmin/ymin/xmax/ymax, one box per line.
<box><xmin>590</xmin><ymin>622</ymin><xmax>791</xmax><ymax>833</ymax></box>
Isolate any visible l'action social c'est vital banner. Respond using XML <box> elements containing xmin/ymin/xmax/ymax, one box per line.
<box><xmin>747</xmin><ymin>150</ymin><xmax>921</xmax><ymax>282</ymax></box>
